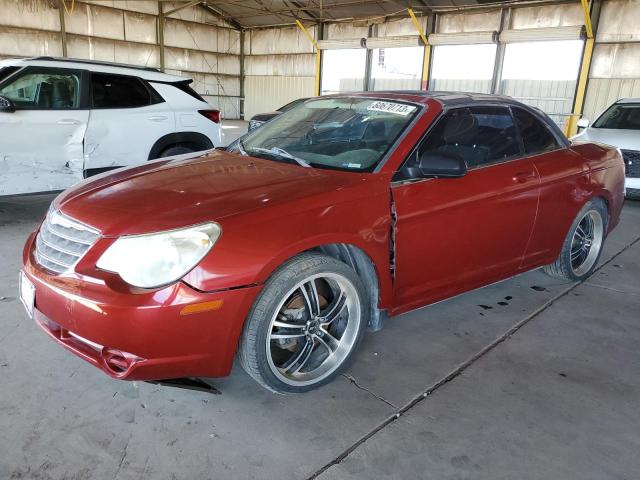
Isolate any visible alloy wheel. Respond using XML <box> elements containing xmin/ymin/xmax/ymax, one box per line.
<box><xmin>570</xmin><ymin>210</ymin><xmax>604</xmax><ymax>277</ymax></box>
<box><xmin>265</xmin><ymin>272</ymin><xmax>361</xmax><ymax>387</ymax></box>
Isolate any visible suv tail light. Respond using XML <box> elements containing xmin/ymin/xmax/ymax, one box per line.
<box><xmin>199</xmin><ymin>109</ymin><xmax>221</xmax><ymax>124</ymax></box>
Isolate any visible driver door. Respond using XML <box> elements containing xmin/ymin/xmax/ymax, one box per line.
<box><xmin>0</xmin><ymin>66</ymin><xmax>89</xmax><ymax>196</ymax></box>
<box><xmin>391</xmin><ymin>105</ymin><xmax>540</xmax><ymax>312</ymax></box>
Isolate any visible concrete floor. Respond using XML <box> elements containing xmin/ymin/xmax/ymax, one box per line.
<box><xmin>221</xmin><ymin>119</ymin><xmax>248</xmax><ymax>146</ymax></box>
<box><xmin>1</xmin><ymin>194</ymin><xmax>639</xmax><ymax>480</ymax></box>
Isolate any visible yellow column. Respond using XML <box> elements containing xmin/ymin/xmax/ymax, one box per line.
<box><xmin>408</xmin><ymin>8</ymin><xmax>431</xmax><ymax>90</ymax></box>
<box><xmin>295</xmin><ymin>19</ymin><xmax>321</xmax><ymax>96</ymax></box>
<box><xmin>566</xmin><ymin>0</ymin><xmax>595</xmax><ymax>137</ymax></box>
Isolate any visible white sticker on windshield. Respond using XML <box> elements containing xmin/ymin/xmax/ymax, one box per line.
<box><xmin>367</xmin><ymin>101</ymin><xmax>416</xmax><ymax>116</ymax></box>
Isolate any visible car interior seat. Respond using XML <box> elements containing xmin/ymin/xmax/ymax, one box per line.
<box><xmin>438</xmin><ymin>110</ymin><xmax>487</xmax><ymax>167</ymax></box>
<box><xmin>51</xmin><ymin>80</ymin><xmax>74</xmax><ymax>109</ymax></box>
<box><xmin>36</xmin><ymin>82</ymin><xmax>53</xmax><ymax>109</ymax></box>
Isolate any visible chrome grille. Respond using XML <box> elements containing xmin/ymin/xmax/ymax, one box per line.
<box><xmin>34</xmin><ymin>210</ymin><xmax>100</xmax><ymax>274</ymax></box>
<box><xmin>622</xmin><ymin>149</ymin><xmax>640</xmax><ymax>178</ymax></box>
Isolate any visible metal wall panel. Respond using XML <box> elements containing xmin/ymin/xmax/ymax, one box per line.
<box><xmin>247</xmin><ymin>26</ymin><xmax>316</xmax><ymax>55</ymax></box>
<box><xmin>583</xmin><ymin>78</ymin><xmax>640</xmax><ymax>120</ymax></box>
<box><xmin>0</xmin><ymin>0</ymin><xmax>60</xmax><ymax>31</ymax></box>
<box><xmin>326</xmin><ymin>23</ymin><xmax>369</xmax><ymax>39</ymax></box>
<box><xmin>66</xmin><ymin>35</ymin><xmax>160</xmax><ymax>67</ymax></box>
<box><xmin>597</xmin><ymin>0</ymin><xmax>640</xmax><ymax>43</ymax></box>
<box><xmin>431</xmin><ymin>78</ymin><xmax>492</xmax><ymax>94</ymax></box>
<box><xmin>124</xmin><ymin>11</ymin><xmax>157</xmax><ymax>44</ymax></box>
<box><xmin>244</xmin><ymin>76</ymin><xmax>315</xmax><ymax>119</ymax></box>
<box><xmin>511</xmin><ymin>3</ymin><xmax>583</xmax><ymax>29</ymax></box>
<box><xmin>65</xmin><ymin>3</ymin><xmax>126</xmax><ymax>40</ymax></box>
<box><xmin>165</xmin><ymin>48</ymin><xmax>240</xmax><ymax>76</ymax></box>
<box><xmin>377</xmin><ymin>17</ymin><xmax>426</xmax><ymax>37</ymax></box>
<box><xmin>501</xmin><ymin>79</ymin><xmax>577</xmax><ymax>126</ymax></box>
<box><xmin>245</xmin><ymin>54</ymin><xmax>315</xmax><ymax>76</ymax></box>
<box><xmin>438</xmin><ymin>11</ymin><xmax>501</xmax><ymax>33</ymax></box>
<box><xmin>0</xmin><ymin>27</ymin><xmax>62</xmax><ymax>57</ymax></box>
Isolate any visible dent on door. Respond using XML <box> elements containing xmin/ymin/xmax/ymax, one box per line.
<box><xmin>0</xmin><ymin>115</ymin><xmax>87</xmax><ymax>196</ymax></box>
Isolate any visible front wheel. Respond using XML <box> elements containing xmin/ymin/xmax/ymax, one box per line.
<box><xmin>543</xmin><ymin>198</ymin><xmax>607</xmax><ymax>281</ymax></box>
<box><xmin>238</xmin><ymin>253</ymin><xmax>368</xmax><ymax>394</ymax></box>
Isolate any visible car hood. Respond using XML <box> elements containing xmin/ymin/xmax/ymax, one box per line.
<box><xmin>575</xmin><ymin>128</ymin><xmax>640</xmax><ymax>151</ymax></box>
<box><xmin>53</xmin><ymin>150</ymin><xmax>372</xmax><ymax>236</ymax></box>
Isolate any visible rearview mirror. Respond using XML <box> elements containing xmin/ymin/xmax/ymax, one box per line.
<box><xmin>418</xmin><ymin>151</ymin><xmax>467</xmax><ymax>178</ymax></box>
<box><xmin>0</xmin><ymin>95</ymin><xmax>15</xmax><ymax>113</ymax></box>
<box><xmin>577</xmin><ymin>117</ymin><xmax>589</xmax><ymax>129</ymax></box>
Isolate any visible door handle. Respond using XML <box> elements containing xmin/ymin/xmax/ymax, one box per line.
<box><xmin>57</xmin><ymin>119</ymin><xmax>81</xmax><ymax>125</ymax></box>
<box><xmin>148</xmin><ymin>115</ymin><xmax>168</xmax><ymax>122</ymax></box>
<box><xmin>513</xmin><ymin>171</ymin><xmax>536</xmax><ymax>183</ymax></box>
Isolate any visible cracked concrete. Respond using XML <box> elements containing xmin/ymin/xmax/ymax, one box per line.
<box><xmin>1</xmin><ymin>195</ymin><xmax>639</xmax><ymax>480</ymax></box>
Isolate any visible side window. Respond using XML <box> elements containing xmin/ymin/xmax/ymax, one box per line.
<box><xmin>513</xmin><ymin>107</ymin><xmax>561</xmax><ymax>155</ymax></box>
<box><xmin>91</xmin><ymin>74</ymin><xmax>151</xmax><ymax>109</ymax></box>
<box><xmin>0</xmin><ymin>69</ymin><xmax>80</xmax><ymax>109</ymax></box>
<box><xmin>419</xmin><ymin>106</ymin><xmax>520</xmax><ymax>169</ymax></box>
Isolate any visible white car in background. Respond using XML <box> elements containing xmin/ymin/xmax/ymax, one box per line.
<box><xmin>0</xmin><ymin>57</ymin><xmax>222</xmax><ymax>196</ymax></box>
<box><xmin>572</xmin><ymin>98</ymin><xmax>640</xmax><ymax>198</ymax></box>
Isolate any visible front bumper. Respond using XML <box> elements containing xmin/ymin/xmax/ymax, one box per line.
<box><xmin>22</xmin><ymin>232</ymin><xmax>261</xmax><ymax>381</ymax></box>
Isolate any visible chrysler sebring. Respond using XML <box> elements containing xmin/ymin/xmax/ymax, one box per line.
<box><xmin>20</xmin><ymin>92</ymin><xmax>625</xmax><ymax>393</ymax></box>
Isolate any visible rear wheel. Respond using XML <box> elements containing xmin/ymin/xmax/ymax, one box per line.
<box><xmin>238</xmin><ymin>253</ymin><xmax>367</xmax><ymax>394</ymax></box>
<box><xmin>157</xmin><ymin>144</ymin><xmax>196</xmax><ymax>158</ymax></box>
<box><xmin>543</xmin><ymin>198</ymin><xmax>607</xmax><ymax>281</ymax></box>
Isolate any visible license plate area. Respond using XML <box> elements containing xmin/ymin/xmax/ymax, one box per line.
<box><xmin>19</xmin><ymin>271</ymin><xmax>35</xmax><ymax>318</ymax></box>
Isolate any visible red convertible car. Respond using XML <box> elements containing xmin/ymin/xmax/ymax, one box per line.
<box><xmin>20</xmin><ymin>92</ymin><xmax>625</xmax><ymax>393</ymax></box>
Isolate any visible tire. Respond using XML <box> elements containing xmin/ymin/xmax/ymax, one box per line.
<box><xmin>543</xmin><ymin>198</ymin><xmax>608</xmax><ymax>282</ymax></box>
<box><xmin>238</xmin><ymin>253</ymin><xmax>368</xmax><ymax>394</ymax></box>
<box><xmin>157</xmin><ymin>145</ymin><xmax>196</xmax><ymax>158</ymax></box>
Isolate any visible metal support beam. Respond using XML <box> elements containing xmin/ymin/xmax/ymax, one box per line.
<box><xmin>566</xmin><ymin>0</ymin><xmax>600</xmax><ymax>137</ymax></box>
<box><xmin>295</xmin><ymin>19</ymin><xmax>320</xmax><ymax>96</ymax></box>
<box><xmin>491</xmin><ymin>8</ymin><xmax>510</xmax><ymax>94</ymax></box>
<box><xmin>364</xmin><ymin>24</ymin><xmax>375</xmax><ymax>91</ymax></box>
<box><xmin>408</xmin><ymin>8</ymin><xmax>431</xmax><ymax>90</ymax></box>
<box><xmin>58</xmin><ymin>0</ymin><xmax>67</xmax><ymax>57</ymax></box>
<box><xmin>239</xmin><ymin>29</ymin><xmax>245</xmax><ymax>119</ymax></box>
<box><xmin>158</xmin><ymin>1</ymin><xmax>165</xmax><ymax>71</ymax></box>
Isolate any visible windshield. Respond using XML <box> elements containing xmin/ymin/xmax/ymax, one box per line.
<box><xmin>232</xmin><ymin>97</ymin><xmax>421</xmax><ymax>172</ymax></box>
<box><xmin>593</xmin><ymin>103</ymin><xmax>640</xmax><ymax>130</ymax></box>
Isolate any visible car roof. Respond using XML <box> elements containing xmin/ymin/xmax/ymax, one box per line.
<box><xmin>615</xmin><ymin>98</ymin><xmax>640</xmax><ymax>104</ymax></box>
<box><xmin>0</xmin><ymin>57</ymin><xmax>188</xmax><ymax>83</ymax></box>
<box><xmin>324</xmin><ymin>90</ymin><xmax>525</xmax><ymax>108</ymax></box>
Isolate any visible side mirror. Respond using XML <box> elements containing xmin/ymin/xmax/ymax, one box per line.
<box><xmin>418</xmin><ymin>151</ymin><xmax>467</xmax><ymax>178</ymax></box>
<box><xmin>0</xmin><ymin>95</ymin><xmax>15</xmax><ymax>113</ymax></box>
<box><xmin>577</xmin><ymin>117</ymin><xmax>589</xmax><ymax>129</ymax></box>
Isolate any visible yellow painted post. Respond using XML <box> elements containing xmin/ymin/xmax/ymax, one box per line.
<box><xmin>295</xmin><ymin>19</ymin><xmax>321</xmax><ymax>96</ymax></box>
<box><xmin>567</xmin><ymin>0</ymin><xmax>595</xmax><ymax>137</ymax></box>
<box><xmin>408</xmin><ymin>8</ymin><xmax>431</xmax><ymax>90</ymax></box>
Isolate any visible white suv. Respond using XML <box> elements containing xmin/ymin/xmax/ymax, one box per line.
<box><xmin>572</xmin><ymin>98</ymin><xmax>640</xmax><ymax>199</ymax></box>
<box><xmin>0</xmin><ymin>57</ymin><xmax>222</xmax><ymax>196</ymax></box>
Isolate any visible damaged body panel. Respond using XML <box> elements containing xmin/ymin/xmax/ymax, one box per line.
<box><xmin>0</xmin><ymin>109</ymin><xmax>88</xmax><ymax>196</ymax></box>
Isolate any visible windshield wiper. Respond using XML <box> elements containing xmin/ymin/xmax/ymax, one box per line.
<box><xmin>248</xmin><ymin>147</ymin><xmax>311</xmax><ymax>168</ymax></box>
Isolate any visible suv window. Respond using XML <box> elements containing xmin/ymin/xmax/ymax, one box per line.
<box><xmin>419</xmin><ymin>106</ymin><xmax>520</xmax><ymax>169</ymax></box>
<box><xmin>0</xmin><ymin>69</ymin><xmax>80</xmax><ymax>109</ymax></box>
<box><xmin>593</xmin><ymin>103</ymin><xmax>640</xmax><ymax>130</ymax></box>
<box><xmin>91</xmin><ymin>73</ymin><xmax>151</xmax><ymax>109</ymax></box>
<box><xmin>513</xmin><ymin>107</ymin><xmax>561</xmax><ymax>155</ymax></box>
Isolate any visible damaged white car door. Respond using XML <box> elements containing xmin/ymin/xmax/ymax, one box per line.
<box><xmin>0</xmin><ymin>67</ymin><xmax>88</xmax><ymax>196</ymax></box>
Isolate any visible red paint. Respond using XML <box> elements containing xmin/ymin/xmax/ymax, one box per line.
<box><xmin>22</xmin><ymin>93</ymin><xmax>625</xmax><ymax>381</ymax></box>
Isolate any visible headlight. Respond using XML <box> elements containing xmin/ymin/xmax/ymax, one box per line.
<box><xmin>96</xmin><ymin>223</ymin><xmax>221</xmax><ymax>288</ymax></box>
